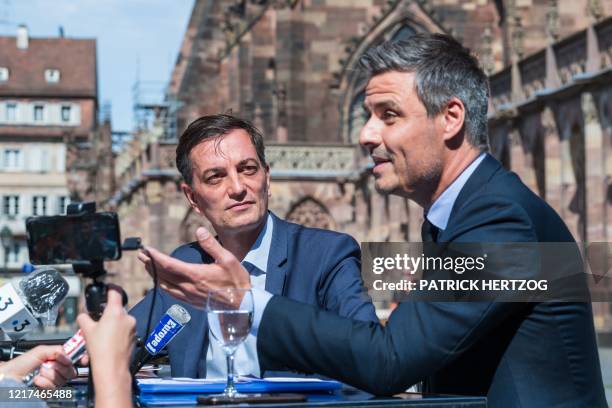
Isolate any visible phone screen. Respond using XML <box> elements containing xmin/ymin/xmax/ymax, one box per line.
<box><xmin>26</xmin><ymin>212</ymin><xmax>121</xmax><ymax>264</ymax></box>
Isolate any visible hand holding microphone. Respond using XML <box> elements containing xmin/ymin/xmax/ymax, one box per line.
<box><xmin>0</xmin><ymin>269</ymin><xmax>75</xmax><ymax>388</ymax></box>
<box><xmin>22</xmin><ymin>287</ymin><xmax>134</xmax><ymax>389</ymax></box>
<box><xmin>0</xmin><ymin>345</ymin><xmax>76</xmax><ymax>388</ymax></box>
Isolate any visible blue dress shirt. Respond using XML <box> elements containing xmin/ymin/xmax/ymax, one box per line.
<box><xmin>207</xmin><ymin>213</ymin><xmax>273</xmax><ymax>378</ymax></box>
<box><xmin>426</xmin><ymin>153</ymin><xmax>485</xmax><ymax>230</ymax></box>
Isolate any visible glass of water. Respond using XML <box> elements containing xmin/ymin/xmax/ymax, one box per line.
<box><xmin>207</xmin><ymin>288</ymin><xmax>254</xmax><ymax>398</ymax></box>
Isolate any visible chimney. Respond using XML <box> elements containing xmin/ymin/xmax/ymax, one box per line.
<box><xmin>58</xmin><ymin>26</ymin><xmax>64</xmax><ymax>38</ymax></box>
<box><xmin>16</xmin><ymin>24</ymin><xmax>29</xmax><ymax>50</ymax></box>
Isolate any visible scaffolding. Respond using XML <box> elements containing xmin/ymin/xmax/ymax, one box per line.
<box><xmin>132</xmin><ymin>80</ymin><xmax>182</xmax><ymax>141</ymax></box>
<box><xmin>111</xmin><ymin>130</ymin><xmax>132</xmax><ymax>153</ymax></box>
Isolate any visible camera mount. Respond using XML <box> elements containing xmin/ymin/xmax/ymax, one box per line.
<box><xmin>65</xmin><ymin>202</ymin><xmax>133</xmax><ymax>407</ymax></box>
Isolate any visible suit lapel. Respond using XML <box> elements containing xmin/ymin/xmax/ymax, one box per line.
<box><xmin>265</xmin><ymin>213</ymin><xmax>289</xmax><ymax>296</ymax></box>
<box><xmin>193</xmin><ymin>253</ymin><xmax>214</xmax><ymax>377</ymax></box>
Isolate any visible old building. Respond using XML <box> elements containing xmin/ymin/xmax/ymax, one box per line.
<box><xmin>0</xmin><ymin>25</ymin><xmax>104</xmax><ymax>273</ymax></box>
<box><xmin>487</xmin><ymin>10</ymin><xmax>612</xmax><ymax>330</ymax></box>
<box><xmin>104</xmin><ymin>0</ymin><xmax>612</xmax><ymax>334</ymax></box>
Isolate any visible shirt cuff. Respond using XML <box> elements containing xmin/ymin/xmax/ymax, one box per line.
<box><xmin>249</xmin><ymin>287</ymin><xmax>273</xmax><ymax>336</ymax></box>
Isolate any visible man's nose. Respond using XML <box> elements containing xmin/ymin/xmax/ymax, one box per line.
<box><xmin>227</xmin><ymin>173</ymin><xmax>246</xmax><ymax>197</ymax></box>
<box><xmin>359</xmin><ymin>120</ymin><xmax>381</xmax><ymax>149</ymax></box>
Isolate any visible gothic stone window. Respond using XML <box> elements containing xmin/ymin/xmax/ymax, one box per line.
<box><xmin>286</xmin><ymin>197</ymin><xmax>335</xmax><ymax>230</ymax></box>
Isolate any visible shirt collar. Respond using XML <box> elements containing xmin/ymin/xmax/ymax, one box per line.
<box><xmin>241</xmin><ymin>212</ymin><xmax>274</xmax><ymax>274</ymax></box>
<box><xmin>426</xmin><ymin>153</ymin><xmax>486</xmax><ymax>231</ymax></box>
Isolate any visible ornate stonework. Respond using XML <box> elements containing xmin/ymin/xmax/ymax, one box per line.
<box><xmin>546</xmin><ymin>0</ymin><xmax>560</xmax><ymax>42</ymax></box>
<box><xmin>520</xmin><ymin>51</ymin><xmax>546</xmax><ymax>100</ymax></box>
<box><xmin>286</xmin><ymin>197</ymin><xmax>335</xmax><ymax>230</ymax></box>
<box><xmin>267</xmin><ymin>145</ymin><xmax>357</xmax><ymax>175</ymax></box>
<box><xmin>107</xmin><ymin>2</ymin><xmax>612</xmax><ymax>329</ymax></box>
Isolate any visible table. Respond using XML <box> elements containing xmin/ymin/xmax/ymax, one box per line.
<box><xmin>136</xmin><ymin>386</ymin><xmax>486</xmax><ymax>407</ymax></box>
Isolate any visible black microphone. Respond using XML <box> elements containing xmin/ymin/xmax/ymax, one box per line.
<box><xmin>19</xmin><ymin>268</ymin><xmax>70</xmax><ymax>315</ymax></box>
<box><xmin>0</xmin><ymin>268</ymin><xmax>69</xmax><ymax>340</ymax></box>
<box><xmin>130</xmin><ymin>304</ymin><xmax>191</xmax><ymax>375</ymax></box>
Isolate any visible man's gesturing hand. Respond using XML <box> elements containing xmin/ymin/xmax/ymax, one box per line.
<box><xmin>137</xmin><ymin>227</ymin><xmax>251</xmax><ymax>309</ymax></box>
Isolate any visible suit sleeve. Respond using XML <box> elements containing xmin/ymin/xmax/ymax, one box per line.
<box><xmin>257</xmin><ymin>196</ymin><xmax>537</xmax><ymax>395</ymax></box>
<box><xmin>317</xmin><ymin>234</ymin><xmax>379</xmax><ymax>323</ymax></box>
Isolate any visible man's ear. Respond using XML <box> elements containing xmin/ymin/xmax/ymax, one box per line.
<box><xmin>440</xmin><ymin>97</ymin><xmax>465</xmax><ymax>142</ymax></box>
<box><xmin>265</xmin><ymin>164</ymin><xmax>271</xmax><ymax>198</ymax></box>
<box><xmin>181</xmin><ymin>182</ymin><xmax>202</xmax><ymax>214</ymax></box>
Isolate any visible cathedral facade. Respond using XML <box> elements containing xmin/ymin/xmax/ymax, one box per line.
<box><xmin>101</xmin><ymin>0</ymin><xmax>612</xmax><ymax>332</ymax></box>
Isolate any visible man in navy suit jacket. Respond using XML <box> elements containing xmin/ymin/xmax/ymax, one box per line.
<box><xmin>131</xmin><ymin>114</ymin><xmax>377</xmax><ymax>378</ymax></box>
<box><xmin>251</xmin><ymin>35</ymin><xmax>607</xmax><ymax>406</ymax></box>
<box><xmin>142</xmin><ymin>34</ymin><xmax>607</xmax><ymax>406</ymax></box>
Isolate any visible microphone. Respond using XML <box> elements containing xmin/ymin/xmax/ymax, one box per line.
<box><xmin>22</xmin><ymin>328</ymin><xmax>87</xmax><ymax>386</ymax></box>
<box><xmin>0</xmin><ymin>346</ymin><xmax>25</xmax><ymax>360</ymax></box>
<box><xmin>20</xmin><ymin>268</ymin><xmax>70</xmax><ymax>316</ymax></box>
<box><xmin>0</xmin><ymin>339</ymin><xmax>68</xmax><ymax>361</ymax></box>
<box><xmin>130</xmin><ymin>304</ymin><xmax>191</xmax><ymax>375</ymax></box>
<box><xmin>0</xmin><ymin>268</ymin><xmax>69</xmax><ymax>340</ymax></box>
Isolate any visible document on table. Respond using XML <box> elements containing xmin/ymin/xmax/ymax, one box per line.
<box><xmin>137</xmin><ymin>376</ymin><xmax>342</xmax><ymax>394</ymax></box>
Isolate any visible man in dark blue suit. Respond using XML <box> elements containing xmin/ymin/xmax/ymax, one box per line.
<box><xmin>132</xmin><ymin>114</ymin><xmax>377</xmax><ymax>378</ymax></box>
<box><xmin>247</xmin><ymin>35</ymin><xmax>606</xmax><ymax>406</ymax></box>
<box><xmin>142</xmin><ymin>34</ymin><xmax>607</xmax><ymax>406</ymax></box>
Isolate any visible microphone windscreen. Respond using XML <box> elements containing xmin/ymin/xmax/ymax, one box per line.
<box><xmin>168</xmin><ymin>304</ymin><xmax>191</xmax><ymax>325</ymax></box>
<box><xmin>19</xmin><ymin>268</ymin><xmax>69</xmax><ymax>314</ymax></box>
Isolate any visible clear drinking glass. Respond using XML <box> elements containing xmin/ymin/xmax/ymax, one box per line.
<box><xmin>207</xmin><ymin>288</ymin><xmax>254</xmax><ymax>398</ymax></box>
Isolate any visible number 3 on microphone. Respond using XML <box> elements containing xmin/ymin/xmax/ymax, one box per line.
<box><xmin>0</xmin><ymin>284</ymin><xmax>20</xmax><ymax>318</ymax></box>
<box><xmin>0</xmin><ymin>295</ymin><xmax>14</xmax><ymax>311</ymax></box>
<box><xmin>12</xmin><ymin>318</ymin><xmax>31</xmax><ymax>332</ymax></box>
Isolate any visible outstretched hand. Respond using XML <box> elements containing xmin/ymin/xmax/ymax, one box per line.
<box><xmin>137</xmin><ymin>227</ymin><xmax>251</xmax><ymax>309</ymax></box>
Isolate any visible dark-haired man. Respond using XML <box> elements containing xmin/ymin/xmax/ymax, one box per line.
<box><xmin>131</xmin><ymin>114</ymin><xmax>377</xmax><ymax>378</ymax></box>
<box><xmin>141</xmin><ymin>34</ymin><xmax>607</xmax><ymax>406</ymax></box>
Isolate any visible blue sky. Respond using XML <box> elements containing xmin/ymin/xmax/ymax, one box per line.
<box><xmin>0</xmin><ymin>0</ymin><xmax>195</xmax><ymax>132</ymax></box>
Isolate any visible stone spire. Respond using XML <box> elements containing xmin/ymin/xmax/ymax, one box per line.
<box><xmin>511</xmin><ymin>15</ymin><xmax>524</xmax><ymax>61</ymax></box>
<box><xmin>587</xmin><ymin>0</ymin><xmax>604</xmax><ymax>23</ymax></box>
<box><xmin>481</xmin><ymin>24</ymin><xmax>495</xmax><ymax>75</ymax></box>
<box><xmin>546</xmin><ymin>0</ymin><xmax>559</xmax><ymax>43</ymax></box>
